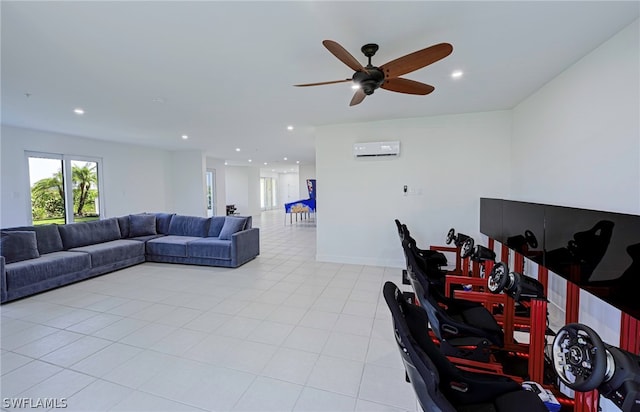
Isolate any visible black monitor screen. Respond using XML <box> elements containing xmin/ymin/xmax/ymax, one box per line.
<box><xmin>480</xmin><ymin>198</ymin><xmax>503</xmax><ymax>242</ymax></box>
<box><xmin>502</xmin><ymin>200</ymin><xmax>545</xmax><ymax>264</ymax></box>
<box><xmin>479</xmin><ymin>198</ymin><xmax>640</xmax><ymax>320</ymax></box>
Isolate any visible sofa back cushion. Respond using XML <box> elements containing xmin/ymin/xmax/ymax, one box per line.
<box><xmin>208</xmin><ymin>217</ymin><xmax>226</xmax><ymax>237</ymax></box>
<box><xmin>129</xmin><ymin>214</ymin><xmax>157</xmax><ymax>237</ymax></box>
<box><xmin>153</xmin><ymin>213</ymin><xmax>175</xmax><ymax>234</ymax></box>
<box><xmin>59</xmin><ymin>218</ymin><xmax>122</xmax><ymax>249</ymax></box>
<box><xmin>168</xmin><ymin>215</ymin><xmax>210</xmax><ymax>237</ymax></box>
<box><xmin>117</xmin><ymin>216</ymin><xmax>130</xmax><ymax>238</ymax></box>
<box><xmin>218</xmin><ymin>216</ymin><xmax>248</xmax><ymax>240</ymax></box>
<box><xmin>3</xmin><ymin>224</ymin><xmax>63</xmax><ymax>254</ymax></box>
<box><xmin>1</xmin><ymin>231</ymin><xmax>40</xmax><ymax>263</ymax></box>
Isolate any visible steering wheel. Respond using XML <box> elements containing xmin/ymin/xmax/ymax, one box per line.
<box><xmin>524</xmin><ymin>230</ymin><xmax>538</xmax><ymax>249</ymax></box>
<box><xmin>461</xmin><ymin>237</ymin><xmax>474</xmax><ymax>259</ymax></box>
<box><xmin>488</xmin><ymin>262</ymin><xmax>509</xmax><ymax>293</ymax></box>
<box><xmin>446</xmin><ymin>228</ymin><xmax>455</xmax><ymax>245</ymax></box>
<box><xmin>552</xmin><ymin>323</ymin><xmax>607</xmax><ymax>392</ymax></box>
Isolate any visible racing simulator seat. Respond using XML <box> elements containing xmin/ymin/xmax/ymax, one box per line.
<box><xmin>551</xmin><ymin>323</ymin><xmax>640</xmax><ymax>412</ymax></box>
<box><xmin>383</xmin><ymin>281</ymin><xmax>548</xmax><ymax>412</ymax></box>
<box><xmin>395</xmin><ymin>219</ymin><xmax>448</xmax><ymax>268</ymax></box>
<box><xmin>402</xmin><ymin>238</ymin><xmax>505</xmax><ymax>362</ymax></box>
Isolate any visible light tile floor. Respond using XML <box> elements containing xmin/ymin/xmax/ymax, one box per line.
<box><xmin>1</xmin><ymin>210</ymin><xmax>418</xmax><ymax>412</ymax></box>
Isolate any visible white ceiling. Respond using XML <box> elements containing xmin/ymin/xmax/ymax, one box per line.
<box><xmin>2</xmin><ymin>1</ymin><xmax>638</xmax><ymax>173</ymax></box>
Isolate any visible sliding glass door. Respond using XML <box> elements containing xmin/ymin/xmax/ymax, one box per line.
<box><xmin>260</xmin><ymin>177</ymin><xmax>278</xmax><ymax>211</ymax></box>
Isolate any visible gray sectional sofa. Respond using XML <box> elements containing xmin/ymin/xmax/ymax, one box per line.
<box><xmin>0</xmin><ymin>213</ymin><xmax>259</xmax><ymax>303</ymax></box>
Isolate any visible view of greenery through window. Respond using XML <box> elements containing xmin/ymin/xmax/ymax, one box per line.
<box><xmin>29</xmin><ymin>156</ymin><xmax>100</xmax><ymax>225</ymax></box>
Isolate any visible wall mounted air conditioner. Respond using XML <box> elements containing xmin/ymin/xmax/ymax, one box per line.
<box><xmin>353</xmin><ymin>141</ymin><xmax>400</xmax><ymax>158</ymax></box>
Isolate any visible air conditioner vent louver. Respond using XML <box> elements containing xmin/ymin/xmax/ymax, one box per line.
<box><xmin>353</xmin><ymin>141</ymin><xmax>400</xmax><ymax>158</ymax></box>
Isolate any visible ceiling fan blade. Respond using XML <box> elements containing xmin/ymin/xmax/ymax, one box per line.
<box><xmin>349</xmin><ymin>89</ymin><xmax>366</xmax><ymax>106</ymax></box>
<box><xmin>294</xmin><ymin>79</ymin><xmax>352</xmax><ymax>87</ymax></box>
<box><xmin>380</xmin><ymin>43</ymin><xmax>453</xmax><ymax>79</ymax></box>
<box><xmin>323</xmin><ymin>40</ymin><xmax>366</xmax><ymax>72</ymax></box>
<box><xmin>381</xmin><ymin>78</ymin><xmax>435</xmax><ymax>95</ymax></box>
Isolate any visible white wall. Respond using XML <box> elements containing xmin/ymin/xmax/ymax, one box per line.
<box><xmin>168</xmin><ymin>150</ymin><xmax>207</xmax><ymax>216</ymax></box>
<box><xmin>315</xmin><ymin>111</ymin><xmax>512</xmax><ymax>267</ymax></box>
<box><xmin>280</xmin><ymin>172</ymin><xmax>300</xmax><ymax>205</ymax></box>
<box><xmin>247</xmin><ymin>166</ymin><xmax>261</xmax><ymax>217</ymax></box>
<box><xmin>225</xmin><ymin>165</ymin><xmax>261</xmax><ymax>216</ymax></box>
<box><xmin>225</xmin><ymin>166</ymin><xmax>249</xmax><ymax>215</ymax></box>
<box><xmin>511</xmin><ymin>19</ymin><xmax>640</xmax><ymax>214</ymax></box>
<box><xmin>0</xmin><ymin>125</ymin><xmax>172</xmax><ymax>226</ymax></box>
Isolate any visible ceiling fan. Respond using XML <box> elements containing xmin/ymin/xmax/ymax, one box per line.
<box><xmin>295</xmin><ymin>40</ymin><xmax>453</xmax><ymax>106</ymax></box>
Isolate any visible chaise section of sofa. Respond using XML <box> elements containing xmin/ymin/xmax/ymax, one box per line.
<box><xmin>145</xmin><ymin>215</ymin><xmax>260</xmax><ymax>268</ymax></box>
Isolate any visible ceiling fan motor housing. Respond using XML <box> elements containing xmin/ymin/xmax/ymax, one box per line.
<box><xmin>353</xmin><ymin>69</ymin><xmax>384</xmax><ymax>95</ymax></box>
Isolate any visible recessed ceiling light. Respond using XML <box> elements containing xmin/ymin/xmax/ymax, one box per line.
<box><xmin>264</xmin><ymin>162</ymin><xmax>268</xmax><ymax>165</ymax></box>
<box><xmin>296</xmin><ymin>160</ymin><xmax>300</xmax><ymax>164</ymax></box>
<box><xmin>283</xmin><ymin>157</ymin><xmax>288</xmax><ymax>161</ymax></box>
<box><xmin>74</xmin><ymin>108</ymin><xmax>84</xmax><ymax>115</ymax></box>
<box><xmin>235</xmin><ymin>148</ymin><xmax>241</xmax><ymax>152</ymax></box>
<box><xmin>224</xmin><ymin>162</ymin><xmax>228</xmax><ymax>166</ymax></box>
<box><xmin>248</xmin><ymin>159</ymin><xmax>252</xmax><ymax>163</ymax></box>
<box><xmin>181</xmin><ymin>134</ymin><xmax>189</xmax><ymax>140</ymax></box>
<box><xmin>287</xmin><ymin>125</ymin><xmax>294</xmax><ymax>131</ymax></box>
<box><xmin>451</xmin><ymin>70</ymin><xmax>463</xmax><ymax>79</ymax></box>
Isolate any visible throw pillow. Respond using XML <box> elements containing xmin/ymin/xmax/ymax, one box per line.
<box><xmin>129</xmin><ymin>214</ymin><xmax>157</xmax><ymax>237</ymax></box>
<box><xmin>218</xmin><ymin>216</ymin><xmax>247</xmax><ymax>240</ymax></box>
<box><xmin>208</xmin><ymin>216</ymin><xmax>226</xmax><ymax>237</ymax></box>
<box><xmin>1</xmin><ymin>230</ymin><xmax>40</xmax><ymax>264</ymax></box>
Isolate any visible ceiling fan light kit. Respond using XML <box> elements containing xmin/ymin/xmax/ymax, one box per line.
<box><xmin>294</xmin><ymin>40</ymin><xmax>453</xmax><ymax>106</ymax></box>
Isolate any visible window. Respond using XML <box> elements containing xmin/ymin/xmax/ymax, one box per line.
<box><xmin>27</xmin><ymin>152</ymin><xmax>103</xmax><ymax>225</ymax></box>
<box><xmin>206</xmin><ymin>169</ymin><xmax>216</xmax><ymax>217</ymax></box>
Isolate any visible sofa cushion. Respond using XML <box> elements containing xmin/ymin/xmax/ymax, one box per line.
<box><xmin>188</xmin><ymin>238</ymin><xmax>232</xmax><ymax>260</ymax></box>
<box><xmin>168</xmin><ymin>215</ymin><xmax>210</xmax><ymax>237</ymax></box>
<box><xmin>3</xmin><ymin>225</ymin><xmax>64</xmax><ymax>254</ymax></box>
<box><xmin>129</xmin><ymin>234</ymin><xmax>165</xmax><ymax>242</ymax></box>
<box><xmin>208</xmin><ymin>216</ymin><xmax>227</xmax><ymax>237</ymax></box>
<box><xmin>1</xmin><ymin>231</ymin><xmax>40</xmax><ymax>264</ymax></box>
<box><xmin>154</xmin><ymin>213</ymin><xmax>175</xmax><ymax>234</ymax></box>
<box><xmin>129</xmin><ymin>214</ymin><xmax>157</xmax><ymax>237</ymax></box>
<box><xmin>59</xmin><ymin>218</ymin><xmax>122</xmax><ymax>249</ymax></box>
<box><xmin>4</xmin><ymin>251</ymin><xmax>91</xmax><ymax>289</ymax></box>
<box><xmin>116</xmin><ymin>216</ymin><xmax>130</xmax><ymax>238</ymax></box>
<box><xmin>146</xmin><ymin>235</ymin><xmax>202</xmax><ymax>257</ymax></box>
<box><xmin>218</xmin><ymin>216</ymin><xmax>248</xmax><ymax>240</ymax></box>
<box><xmin>69</xmin><ymin>239</ymin><xmax>145</xmax><ymax>267</ymax></box>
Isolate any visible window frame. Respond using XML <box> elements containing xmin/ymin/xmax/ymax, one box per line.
<box><xmin>25</xmin><ymin>151</ymin><xmax>105</xmax><ymax>224</ymax></box>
